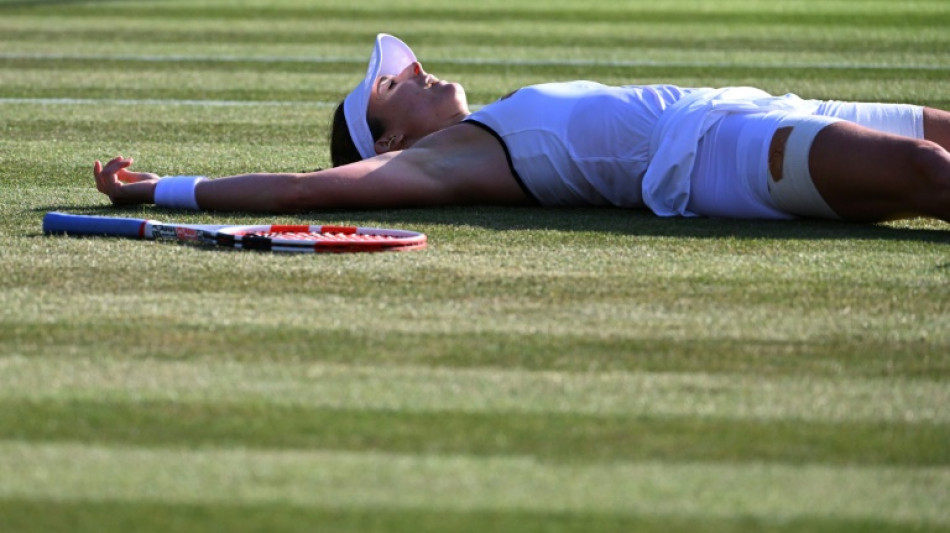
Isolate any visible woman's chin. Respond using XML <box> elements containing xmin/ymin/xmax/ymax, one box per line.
<box><xmin>447</xmin><ymin>82</ymin><xmax>469</xmax><ymax>110</ymax></box>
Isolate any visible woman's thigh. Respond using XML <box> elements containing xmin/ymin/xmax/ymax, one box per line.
<box><xmin>688</xmin><ymin>112</ymin><xmax>793</xmax><ymax>219</ymax></box>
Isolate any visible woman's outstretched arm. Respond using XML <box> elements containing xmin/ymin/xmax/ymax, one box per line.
<box><xmin>93</xmin><ymin>124</ymin><xmax>528</xmax><ymax>212</ymax></box>
<box><xmin>195</xmin><ymin>151</ymin><xmax>463</xmax><ymax>212</ymax></box>
<box><xmin>95</xmin><ymin>153</ymin><xmax>455</xmax><ymax>212</ymax></box>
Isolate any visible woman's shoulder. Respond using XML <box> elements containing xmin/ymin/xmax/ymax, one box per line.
<box><xmin>405</xmin><ymin>122</ymin><xmax>531</xmax><ymax>205</ymax></box>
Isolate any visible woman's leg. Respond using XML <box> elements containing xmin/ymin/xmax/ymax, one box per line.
<box><xmin>806</xmin><ymin>121</ymin><xmax>950</xmax><ymax>222</ymax></box>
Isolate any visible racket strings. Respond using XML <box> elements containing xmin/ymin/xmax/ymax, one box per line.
<box><xmin>248</xmin><ymin>230</ymin><xmax>404</xmax><ymax>242</ymax></box>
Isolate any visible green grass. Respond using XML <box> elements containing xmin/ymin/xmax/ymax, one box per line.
<box><xmin>1</xmin><ymin>0</ymin><xmax>949</xmax><ymax>531</ymax></box>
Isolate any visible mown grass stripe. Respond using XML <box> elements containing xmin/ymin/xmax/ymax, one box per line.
<box><xmin>0</xmin><ymin>500</ymin><xmax>640</xmax><ymax>533</ymax></box>
<box><xmin>1</xmin><ymin>117</ymin><xmax>332</xmax><ymax>146</ymax></box>
<box><xmin>4</xmin><ymin>63</ymin><xmax>950</xmax><ymax>108</ymax></box>
<box><xmin>5</xmin><ymin>15</ymin><xmax>944</xmax><ymax>41</ymax></box>
<box><xmin>4</xmin><ymin>42</ymin><xmax>948</xmax><ymax>75</ymax></box>
<box><xmin>1</xmin><ymin>399</ymin><xmax>946</xmax><ymax>466</ymax></box>
<box><xmin>3</xmin><ymin>2</ymin><xmax>949</xmax><ymax>27</ymax></box>
<box><xmin>5</xmin><ymin>253</ymin><xmax>949</xmax><ymax>324</ymax></box>
<box><xmin>4</xmin><ymin>56</ymin><xmax>949</xmax><ymax>81</ymax></box>
<box><xmin>4</xmin><ymin>84</ymin><xmax>948</xmax><ymax>110</ymax></box>
<box><xmin>3</xmin><ymin>324</ymin><xmax>949</xmax><ymax>378</ymax></box>
<box><xmin>0</xmin><ymin>357</ymin><xmax>945</xmax><ymax>423</ymax></box>
<box><xmin>4</xmin><ymin>83</ymin><xmax>949</xmax><ymax>110</ymax></box>
<box><xmin>0</xmin><ymin>440</ymin><xmax>947</xmax><ymax>524</ymax></box>
<box><xmin>4</xmin><ymin>500</ymin><xmax>941</xmax><ymax>533</ymax></box>
<box><xmin>4</xmin><ymin>27</ymin><xmax>947</xmax><ymax>55</ymax></box>
<box><xmin>0</xmin><ymin>97</ymin><xmax>335</xmax><ymax>107</ymax></box>
<box><xmin>5</xmin><ymin>52</ymin><xmax>949</xmax><ymax>71</ymax></box>
<box><xmin>2</xmin><ymin>280</ymin><xmax>947</xmax><ymax>370</ymax></box>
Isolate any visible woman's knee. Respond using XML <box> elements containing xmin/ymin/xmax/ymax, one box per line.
<box><xmin>906</xmin><ymin>139</ymin><xmax>950</xmax><ymax>211</ymax></box>
<box><xmin>908</xmin><ymin>139</ymin><xmax>950</xmax><ymax>179</ymax></box>
<box><xmin>923</xmin><ymin>107</ymin><xmax>950</xmax><ymax>150</ymax></box>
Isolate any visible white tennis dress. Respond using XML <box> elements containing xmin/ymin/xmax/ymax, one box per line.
<box><xmin>465</xmin><ymin>81</ymin><xmax>691</xmax><ymax>209</ymax></box>
<box><xmin>464</xmin><ymin>81</ymin><xmax>923</xmax><ymax>218</ymax></box>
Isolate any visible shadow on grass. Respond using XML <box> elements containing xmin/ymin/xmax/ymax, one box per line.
<box><xmin>296</xmin><ymin>206</ymin><xmax>950</xmax><ymax>245</ymax></box>
<box><xmin>36</xmin><ymin>205</ymin><xmax>950</xmax><ymax>245</ymax></box>
<box><xmin>361</xmin><ymin>207</ymin><xmax>950</xmax><ymax>243</ymax></box>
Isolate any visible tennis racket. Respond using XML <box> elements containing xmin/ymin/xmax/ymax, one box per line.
<box><xmin>43</xmin><ymin>212</ymin><xmax>427</xmax><ymax>253</ymax></box>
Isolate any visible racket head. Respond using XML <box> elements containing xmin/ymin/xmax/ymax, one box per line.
<box><xmin>213</xmin><ymin>224</ymin><xmax>427</xmax><ymax>253</ymax></box>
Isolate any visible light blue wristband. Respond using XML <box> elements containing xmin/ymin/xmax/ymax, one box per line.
<box><xmin>154</xmin><ymin>175</ymin><xmax>207</xmax><ymax>210</ymax></box>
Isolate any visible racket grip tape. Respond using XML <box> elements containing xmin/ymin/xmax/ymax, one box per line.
<box><xmin>43</xmin><ymin>212</ymin><xmax>150</xmax><ymax>239</ymax></box>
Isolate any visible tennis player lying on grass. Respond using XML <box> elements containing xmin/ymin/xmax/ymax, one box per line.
<box><xmin>96</xmin><ymin>34</ymin><xmax>950</xmax><ymax>223</ymax></box>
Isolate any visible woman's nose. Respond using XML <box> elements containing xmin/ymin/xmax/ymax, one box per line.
<box><xmin>400</xmin><ymin>61</ymin><xmax>423</xmax><ymax>79</ymax></box>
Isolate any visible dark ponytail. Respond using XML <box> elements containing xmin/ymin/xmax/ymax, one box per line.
<box><xmin>329</xmin><ymin>101</ymin><xmax>386</xmax><ymax>167</ymax></box>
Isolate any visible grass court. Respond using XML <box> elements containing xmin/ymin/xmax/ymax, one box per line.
<box><xmin>1</xmin><ymin>0</ymin><xmax>949</xmax><ymax>531</ymax></box>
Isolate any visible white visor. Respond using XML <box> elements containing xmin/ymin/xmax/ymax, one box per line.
<box><xmin>343</xmin><ymin>33</ymin><xmax>418</xmax><ymax>160</ymax></box>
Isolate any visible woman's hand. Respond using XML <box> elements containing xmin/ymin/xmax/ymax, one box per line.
<box><xmin>94</xmin><ymin>156</ymin><xmax>160</xmax><ymax>205</ymax></box>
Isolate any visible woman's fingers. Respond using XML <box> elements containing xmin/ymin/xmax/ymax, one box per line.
<box><xmin>93</xmin><ymin>160</ymin><xmax>107</xmax><ymax>193</ymax></box>
<box><xmin>103</xmin><ymin>156</ymin><xmax>132</xmax><ymax>174</ymax></box>
<box><xmin>117</xmin><ymin>169</ymin><xmax>159</xmax><ymax>183</ymax></box>
<box><xmin>94</xmin><ymin>156</ymin><xmax>132</xmax><ymax>202</ymax></box>
<box><xmin>93</xmin><ymin>155</ymin><xmax>160</xmax><ymax>205</ymax></box>
<box><xmin>116</xmin><ymin>168</ymin><xmax>138</xmax><ymax>183</ymax></box>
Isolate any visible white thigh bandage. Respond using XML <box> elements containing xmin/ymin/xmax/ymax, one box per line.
<box><xmin>766</xmin><ymin>117</ymin><xmax>841</xmax><ymax>219</ymax></box>
<box><xmin>814</xmin><ymin>101</ymin><xmax>924</xmax><ymax>139</ymax></box>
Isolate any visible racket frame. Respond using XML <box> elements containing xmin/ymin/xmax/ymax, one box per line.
<box><xmin>43</xmin><ymin>213</ymin><xmax>426</xmax><ymax>253</ymax></box>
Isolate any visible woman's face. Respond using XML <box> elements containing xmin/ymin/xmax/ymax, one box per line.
<box><xmin>366</xmin><ymin>61</ymin><xmax>470</xmax><ymax>152</ymax></box>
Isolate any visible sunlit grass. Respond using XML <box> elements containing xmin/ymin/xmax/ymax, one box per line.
<box><xmin>1</xmin><ymin>0</ymin><xmax>949</xmax><ymax>531</ymax></box>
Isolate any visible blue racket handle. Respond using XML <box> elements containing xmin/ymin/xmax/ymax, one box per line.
<box><xmin>43</xmin><ymin>212</ymin><xmax>151</xmax><ymax>238</ymax></box>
